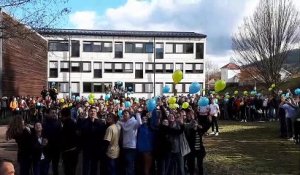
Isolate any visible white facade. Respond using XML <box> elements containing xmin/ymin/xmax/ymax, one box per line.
<box><xmin>221</xmin><ymin>68</ymin><xmax>240</xmax><ymax>83</ymax></box>
<box><xmin>42</xmin><ymin>30</ymin><xmax>206</xmax><ymax>98</ymax></box>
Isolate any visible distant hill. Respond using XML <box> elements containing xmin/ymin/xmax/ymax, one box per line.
<box><xmin>283</xmin><ymin>48</ymin><xmax>300</xmax><ymax>74</ymax></box>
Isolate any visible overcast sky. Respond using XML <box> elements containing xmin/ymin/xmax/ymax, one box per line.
<box><xmin>65</xmin><ymin>0</ymin><xmax>300</xmax><ymax>67</ymax></box>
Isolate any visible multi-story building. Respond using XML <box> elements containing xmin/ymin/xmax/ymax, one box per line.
<box><xmin>39</xmin><ymin>29</ymin><xmax>206</xmax><ymax>98</ymax></box>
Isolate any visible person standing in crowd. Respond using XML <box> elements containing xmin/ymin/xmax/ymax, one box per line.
<box><xmin>49</xmin><ymin>87</ymin><xmax>58</xmax><ymax>101</ymax></box>
<box><xmin>81</xmin><ymin>106</ymin><xmax>106</xmax><ymax>175</ymax></box>
<box><xmin>31</xmin><ymin>122</ymin><xmax>49</xmax><ymax>175</ymax></box>
<box><xmin>1</xmin><ymin>97</ymin><xmax>8</xmax><ymax>118</ymax></box>
<box><xmin>209</xmin><ymin>98</ymin><xmax>220</xmax><ymax>136</ymax></box>
<box><xmin>279</xmin><ymin>97</ymin><xmax>287</xmax><ymax>138</ymax></box>
<box><xmin>9</xmin><ymin>97</ymin><xmax>19</xmax><ymax>116</ymax></box>
<box><xmin>60</xmin><ymin>108</ymin><xmax>79</xmax><ymax>175</ymax></box>
<box><xmin>268</xmin><ymin>95</ymin><xmax>277</xmax><ymax>122</ymax></box>
<box><xmin>118</xmin><ymin>109</ymin><xmax>142</xmax><ymax>175</ymax></box>
<box><xmin>103</xmin><ymin>113</ymin><xmax>120</xmax><ymax>175</ymax></box>
<box><xmin>0</xmin><ymin>159</ymin><xmax>15</xmax><ymax>175</ymax></box>
<box><xmin>41</xmin><ymin>86</ymin><xmax>49</xmax><ymax>100</ymax></box>
<box><xmin>42</xmin><ymin>108</ymin><xmax>62</xmax><ymax>175</ymax></box>
<box><xmin>282</xmin><ymin>98</ymin><xmax>297</xmax><ymax>140</ymax></box>
<box><xmin>6</xmin><ymin>116</ymin><xmax>32</xmax><ymax>175</ymax></box>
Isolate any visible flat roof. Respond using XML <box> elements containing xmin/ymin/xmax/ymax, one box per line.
<box><xmin>38</xmin><ymin>28</ymin><xmax>207</xmax><ymax>38</ymax></box>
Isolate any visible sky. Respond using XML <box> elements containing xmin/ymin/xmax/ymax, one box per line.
<box><xmin>62</xmin><ymin>0</ymin><xmax>300</xmax><ymax>68</ymax></box>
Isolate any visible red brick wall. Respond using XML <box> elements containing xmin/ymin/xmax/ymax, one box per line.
<box><xmin>2</xmin><ymin>13</ymin><xmax>47</xmax><ymax>96</ymax></box>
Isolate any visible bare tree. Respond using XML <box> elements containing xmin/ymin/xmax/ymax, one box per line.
<box><xmin>205</xmin><ymin>59</ymin><xmax>220</xmax><ymax>79</ymax></box>
<box><xmin>232</xmin><ymin>0</ymin><xmax>300</xmax><ymax>86</ymax></box>
<box><xmin>1</xmin><ymin>0</ymin><xmax>70</xmax><ymax>39</ymax></box>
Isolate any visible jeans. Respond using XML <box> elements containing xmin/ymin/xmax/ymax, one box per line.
<box><xmin>166</xmin><ymin>152</ymin><xmax>184</xmax><ymax>175</ymax></box>
<box><xmin>33</xmin><ymin>159</ymin><xmax>50</xmax><ymax>175</ymax></box>
<box><xmin>122</xmin><ymin>148</ymin><xmax>137</xmax><ymax>175</ymax></box>
<box><xmin>211</xmin><ymin>116</ymin><xmax>219</xmax><ymax>132</ymax></box>
<box><xmin>106</xmin><ymin>156</ymin><xmax>118</xmax><ymax>175</ymax></box>
<box><xmin>186</xmin><ymin>149</ymin><xmax>206</xmax><ymax>175</ymax></box>
<box><xmin>157</xmin><ymin>154</ymin><xmax>171</xmax><ymax>175</ymax></box>
<box><xmin>82</xmin><ymin>150</ymin><xmax>99</xmax><ymax>175</ymax></box>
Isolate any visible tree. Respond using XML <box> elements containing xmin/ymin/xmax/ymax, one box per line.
<box><xmin>1</xmin><ymin>0</ymin><xmax>70</xmax><ymax>39</ymax></box>
<box><xmin>232</xmin><ymin>0</ymin><xmax>300</xmax><ymax>87</ymax></box>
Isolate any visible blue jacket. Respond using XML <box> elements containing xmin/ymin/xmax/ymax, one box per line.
<box><xmin>137</xmin><ymin>123</ymin><xmax>154</xmax><ymax>152</ymax></box>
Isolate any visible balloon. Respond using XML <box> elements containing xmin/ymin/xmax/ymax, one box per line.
<box><xmin>182</xmin><ymin>102</ymin><xmax>189</xmax><ymax>109</ymax></box>
<box><xmin>162</xmin><ymin>85</ymin><xmax>170</xmax><ymax>93</ymax></box>
<box><xmin>71</xmin><ymin>95</ymin><xmax>75</xmax><ymax>100</ymax></box>
<box><xmin>105</xmin><ymin>94</ymin><xmax>111</xmax><ymax>101</ymax></box>
<box><xmin>234</xmin><ymin>91</ymin><xmax>239</xmax><ymax>95</ymax></box>
<box><xmin>216</xmin><ymin>95</ymin><xmax>220</xmax><ymax>99</ymax></box>
<box><xmin>134</xmin><ymin>98</ymin><xmax>139</xmax><ymax>103</ymax></box>
<box><xmin>243</xmin><ymin>91</ymin><xmax>248</xmax><ymax>95</ymax></box>
<box><xmin>169</xmin><ymin>103</ymin><xmax>179</xmax><ymax>109</ymax></box>
<box><xmin>271</xmin><ymin>84</ymin><xmax>276</xmax><ymax>88</ymax></box>
<box><xmin>198</xmin><ymin>97</ymin><xmax>209</xmax><ymax>107</ymax></box>
<box><xmin>189</xmin><ymin>82</ymin><xmax>201</xmax><ymax>94</ymax></box>
<box><xmin>215</xmin><ymin>80</ymin><xmax>226</xmax><ymax>92</ymax></box>
<box><xmin>211</xmin><ymin>91</ymin><xmax>215</xmax><ymax>95</ymax></box>
<box><xmin>268</xmin><ymin>87</ymin><xmax>273</xmax><ymax>91</ymax></box>
<box><xmin>172</xmin><ymin>70</ymin><xmax>183</xmax><ymax>84</ymax></box>
<box><xmin>60</xmin><ymin>98</ymin><xmax>65</xmax><ymax>103</ymax></box>
<box><xmin>88</xmin><ymin>99</ymin><xmax>94</xmax><ymax>105</ymax></box>
<box><xmin>88</xmin><ymin>93</ymin><xmax>95</xmax><ymax>100</ymax></box>
<box><xmin>36</xmin><ymin>102</ymin><xmax>41</xmax><ymax>106</ymax></box>
<box><xmin>118</xmin><ymin>110</ymin><xmax>123</xmax><ymax>118</ymax></box>
<box><xmin>128</xmin><ymin>87</ymin><xmax>133</xmax><ymax>91</ymax></box>
<box><xmin>294</xmin><ymin>88</ymin><xmax>300</xmax><ymax>95</ymax></box>
<box><xmin>250</xmin><ymin>91</ymin><xmax>257</xmax><ymax>95</ymax></box>
<box><xmin>225</xmin><ymin>95</ymin><xmax>230</xmax><ymax>99</ymax></box>
<box><xmin>147</xmin><ymin>99</ymin><xmax>156</xmax><ymax>111</ymax></box>
<box><xmin>125</xmin><ymin>101</ymin><xmax>131</xmax><ymax>108</ymax></box>
<box><xmin>168</xmin><ymin>97</ymin><xmax>177</xmax><ymax>104</ymax></box>
<box><xmin>286</xmin><ymin>93</ymin><xmax>290</xmax><ymax>98</ymax></box>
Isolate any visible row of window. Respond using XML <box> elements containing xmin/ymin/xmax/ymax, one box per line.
<box><xmin>48</xmin><ymin>40</ymin><xmax>204</xmax><ymax>59</ymax></box>
<box><xmin>49</xmin><ymin>82</ymin><xmax>203</xmax><ymax>94</ymax></box>
<box><xmin>49</xmin><ymin>61</ymin><xmax>204</xmax><ymax>78</ymax></box>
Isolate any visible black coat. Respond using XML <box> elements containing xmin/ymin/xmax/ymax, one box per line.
<box><xmin>61</xmin><ymin>118</ymin><xmax>78</xmax><ymax>152</ymax></box>
<box><xmin>14</xmin><ymin>128</ymin><xmax>32</xmax><ymax>161</ymax></box>
<box><xmin>42</xmin><ymin>118</ymin><xmax>62</xmax><ymax>153</ymax></box>
<box><xmin>31</xmin><ymin>132</ymin><xmax>48</xmax><ymax>162</ymax></box>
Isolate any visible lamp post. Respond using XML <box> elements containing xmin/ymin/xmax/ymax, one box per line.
<box><xmin>68</xmin><ymin>35</ymin><xmax>71</xmax><ymax>98</ymax></box>
<box><xmin>153</xmin><ymin>37</ymin><xmax>156</xmax><ymax>97</ymax></box>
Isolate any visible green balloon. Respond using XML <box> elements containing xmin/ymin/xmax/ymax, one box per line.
<box><xmin>215</xmin><ymin>80</ymin><xmax>226</xmax><ymax>92</ymax></box>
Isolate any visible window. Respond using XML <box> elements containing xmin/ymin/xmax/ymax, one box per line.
<box><xmin>185</xmin><ymin>63</ymin><xmax>193</xmax><ymax>73</ymax></box>
<box><xmin>155</xmin><ymin>63</ymin><xmax>164</xmax><ymax>73</ymax></box>
<box><xmin>71</xmin><ymin>82</ymin><xmax>80</xmax><ymax>93</ymax></box>
<box><xmin>104</xmin><ymin>63</ymin><xmax>113</xmax><ymax>73</ymax></box>
<box><xmin>135</xmin><ymin>63</ymin><xmax>143</xmax><ymax>79</ymax></box>
<box><xmin>165</xmin><ymin>63</ymin><xmax>174</xmax><ymax>73</ymax></box>
<box><xmin>145</xmin><ymin>63</ymin><xmax>154</xmax><ymax>73</ymax></box>
<box><xmin>176</xmin><ymin>63</ymin><xmax>183</xmax><ymax>71</ymax></box>
<box><xmin>177</xmin><ymin>84</ymin><xmax>183</xmax><ymax>93</ymax></box>
<box><xmin>175</xmin><ymin>44</ymin><xmax>183</xmax><ymax>53</ymax></box>
<box><xmin>82</xmin><ymin>62</ymin><xmax>91</xmax><ymax>72</ymax></box>
<box><xmin>144</xmin><ymin>83</ymin><xmax>153</xmax><ymax>93</ymax></box>
<box><xmin>71</xmin><ymin>62</ymin><xmax>80</xmax><ymax>72</ymax></box>
<box><xmin>48</xmin><ymin>40</ymin><xmax>69</xmax><ymax>51</ymax></box>
<box><xmin>93</xmin><ymin>83</ymin><xmax>103</xmax><ymax>93</ymax></box>
<box><xmin>115</xmin><ymin>42</ymin><xmax>123</xmax><ymax>58</ymax></box>
<box><xmin>114</xmin><ymin>63</ymin><xmax>123</xmax><ymax>73</ymax></box>
<box><xmin>145</xmin><ymin>43</ymin><xmax>153</xmax><ymax>53</ymax></box>
<box><xmin>71</xmin><ymin>40</ymin><xmax>80</xmax><ymax>57</ymax></box>
<box><xmin>185</xmin><ymin>84</ymin><xmax>190</xmax><ymax>93</ymax></box>
<box><xmin>165</xmin><ymin>83</ymin><xmax>173</xmax><ymax>93</ymax></box>
<box><xmin>184</xmin><ymin>43</ymin><xmax>194</xmax><ymax>53</ymax></box>
<box><xmin>165</xmin><ymin>44</ymin><xmax>173</xmax><ymax>53</ymax></box>
<box><xmin>94</xmin><ymin>62</ymin><xmax>102</xmax><ymax>78</ymax></box>
<box><xmin>103</xmin><ymin>42</ymin><xmax>112</xmax><ymax>52</ymax></box>
<box><xmin>60</xmin><ymin>61</ymin><xmax>69</xmax><ymax>72</ymax></box>
<box><xmin>125</xmin><ymin>83</ymin><xmax>135</xmax><ymax>92</ymax></box>
<box><xmin>124</xmin><ymin>63</ymin><xmax>133</xmax><ymax>73</ymax></box>
<box><xmin>83</xmin><ymin>41</ymin><xmax>101</xmax><ymax>52</ymax></box>
<box><xmin>196</xmin><ymin>43</ymin><xmax>204</xmax><ymax>59</ymax></box>
<box><xmin>156</xmin><ymin>43</ymin><xmax>164</xmax><ymax>59</ymax></box>
<box><xmin>195</xmin><ymin>63</ymin><xmax>203</xmax><ymax>73</ymax></box>
<box><xmin>83</xmin><ymin>82</ymin><xmax>92</xmax><ymax>93</ymax></box>
<box><xmin>125</xmin><ymin>42</ymin><xmax>154</xmax><ymax>53</ymax></box>
<box><xmin>59</xmin><ymin>82</ymin><xmax>69</xmax><ymax>93</ymax></box>
<box><xmin>49</xmin><ymin>61</ymin><xmax>58</xmax><ymax>78</ymax></box>
<box><xmin>135</xmin><ymin>84</ymin><xmax>143</xmax><ymax>93</ymax></box>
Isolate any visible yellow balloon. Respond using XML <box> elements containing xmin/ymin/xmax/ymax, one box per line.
<box><xmin>172</xmin><ymin>70</ymin><xmax>183</xmax><ymax>84</ymax></box>
<box><xmin>168</xmin><ymin>97</ymin><xmax>177</xmax><ymax>104</ymax></box>
<box><xmin>215</xmin><ymin>80</ymin><xmax>226</xmax><ymax>92</ymax></box>
<box><xmin>169</xmin><ymin>103</ymin><xmax>179</xmax><ymax>109</ymax></box>
<box><xmin>182</xmin><ymin>102</ymin><xmax>189</xmax><ymax>109</ymax></box>
<box><xmin>234</xmin><ymin>90</ymin><xmax>239</xmax><ymax>95</ymax></box>
<box><xmin>60</xmin><ymin>98</ymin><xmax>65</xmax><ymax>103</ymax></box>
<box><xmin>225</xmin><ymin>95</ymin><xmax>230</xmax><ymax>99</ymax></box>
<box><xmin>268</xmin><ymin>87</ymin><xmax>273</xmax><ymax>91</ymax></box>
<box><xmin>88</xmin><ymin>99</ymin><xmax>95</xmax><ymax>105</ymax></box>
<box><xmin>243</xmin><ymin>91</ymin><xmax>248</xmax><ymax>95</ymax></box>
<box><xmin>271</xmin><ymin>84</ymin><xmax>275</xmax><ymax>88</ymax></box>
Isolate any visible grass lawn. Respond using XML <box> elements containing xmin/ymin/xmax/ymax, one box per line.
<box><xmin>204</xmin><ymin>121</ymin><xmax>300</xmax><ymax>175</ymax></box>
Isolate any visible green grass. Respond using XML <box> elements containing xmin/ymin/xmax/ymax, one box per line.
<box><xmin>204</xmin><ymin>121</ymin><xmax>300</xmax><ymax>175</ymax></box>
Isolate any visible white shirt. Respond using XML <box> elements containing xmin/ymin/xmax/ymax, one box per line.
<box><xmin>209</xmin><ymin>104</ymin><xmax>219</xmax><ymax>117</ymax></box>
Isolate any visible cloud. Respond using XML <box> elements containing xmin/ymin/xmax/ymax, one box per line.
<box><xmin>69</xmin><ymin>11</ymin><xmax>97</xmax><ymax>29</ymax></box>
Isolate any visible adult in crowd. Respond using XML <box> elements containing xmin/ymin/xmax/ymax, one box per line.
<box><xmin>0</xmin><ymin>159</ymin><xmax>15</xmax><ymax>175</ymax></box>
<box><xmin>209</xmin><ymin>98</ymin><xmax>220</xmax><ymax>136</ymax></box>
<box><xmin>6</xmin><ymin>116</ymin><xmax>32</xmax><ymax>175</ymax></box>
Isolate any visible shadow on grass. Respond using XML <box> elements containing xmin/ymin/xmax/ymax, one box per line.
<box><xmin>204</xmin><ymin>121</ymin><xmax>300</xmax><ymax>175</ymax></box>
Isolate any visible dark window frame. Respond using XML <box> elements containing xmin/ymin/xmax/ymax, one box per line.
<box><xmin>71</xmin><ymin>40</ymin><xmax>80</xmax><ymax>57</ymax></box>
<box><xmin>82</xmin><ymin>41</ymin><xmax>112</xmax><ymax>52</ymax></box>
<box><xmin>196</xmin><ymin>43</ymin><xmax>204</xmax><ymax>59</ymax></box>
<box><xmin>165</xmin><ymin>43</ymin><xmax>194</xmax><ymax>54</ymax></box>
<box><xmin>93</xmin><ymin>62</ymin><xmax>102</xmax><ymax>78</ymax></box>
<box><xmin>60</xmin><ymin>61</ymin><xmax>70</xmax><ymax>72</ymax></box>
<box><xmin>59</xmin><ymin>82</ymin><xmax>69</xmax><ymax>93</ymax></box>
<box><xmin>71</xmin><ymin>61</ymin><xmax>81</xmax><ymax>72</ymax></box>
<box><xmin>48</xmin><ymin>40</ymin><xmax>69</xmax><ymax>51</ymax></box>
<box><xmin>125</xmin><ymin>42</ymin><xmax>154</xmax><ymax>53</ymax></box>
<box><xmin>81</xmin><ymin>61</ymin><xmax>92</xmax><ymax>73</ymax></box>
<box><xmin>104</xmin><ymin>62</ymin><xmax>133</xmax><ymax>73</ymax></box>
<box><xmin>83</xmin><ymin>82</ymin><xmax>92</xmax><ymax>93</ymax></box>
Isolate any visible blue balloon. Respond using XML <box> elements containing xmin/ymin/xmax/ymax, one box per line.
<box><xmin>128</xmin><ymin>87</ymin><xmax>133</xmax><ymax>91</ymax></box>
<box><xmin>250</xmin><ymin>91</ymin><xmax>257</xmax><ymax>95</ymax></box>
<box><xmin>75</xmin><ymin>96</ymin><xmax>80</xmax><ymax>102</ymax></box>
<box><xmin>189</xmin><ymin>82</ymin><xmax>201</xmax><ymax>94</ymax></box>
<box><xmin>294</xmin><ymin>88</ymin><xmax>300</xmax><ymax>95</ymax></box>
<box><xmin>198</xmin><ymin>97</ymin><xmax>209</xmax><ymax>107</ymax></box>
<box><xmin>118</xmin><ymin>110</ymin><xmax>123</xmax><ymax>118</ymax></box>
<box><xmin>147</xmin><ymin>99</ymin><xmax>156</xmax><ymax>111</ymax></box>
<box><xmin>286</xmin><ymin>93</ymin><xmax>290</xmax><ymax>98</ymax></box>
<box><xmin>125</xmin><ymin>101</ymin><xmax>131</xmax><ymax>108</ymax></box>
<box><xmin>105</xmin><ymin>94</ymin><xmax>111</xmax><ymax>101</ymax></box>
<box><xmin>162</xmin><ymin>85</ymin><xmax>170</xmax><ymax>93</ymax></box>
<box><xmin>71</xmin><ymin>95</ymin><xmax>75</xmax><ymax>100</ymax></box>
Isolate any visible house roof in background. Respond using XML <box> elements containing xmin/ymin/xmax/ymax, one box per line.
<box><xmin>221</xmin><ymin>63</ymin><xmax>240</xmax><ymax>70</ymax></box>
<box><xmin>37</xmin><ymin>28</ymin><xmax>207</xmax><ymax>38</ymax></box>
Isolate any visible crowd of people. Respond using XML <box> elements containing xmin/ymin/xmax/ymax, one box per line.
<box><xmin>1</xmin><ymin>86</ymin><xmax>300</xmax><ymax>175</ymax></box>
